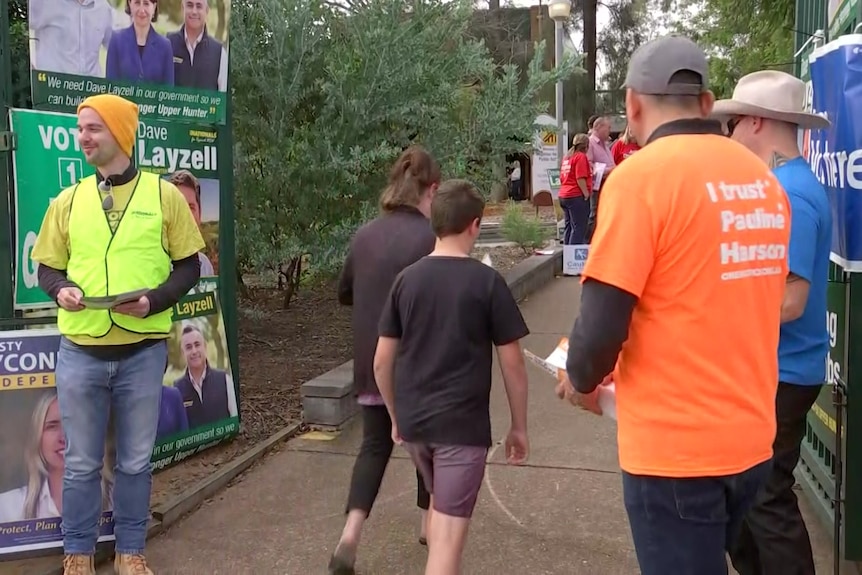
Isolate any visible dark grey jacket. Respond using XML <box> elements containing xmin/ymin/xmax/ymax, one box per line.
<box><xmin>337</xmin><ymin>206</ymin><xmax>435</xmax><ymax>397</ymax></box>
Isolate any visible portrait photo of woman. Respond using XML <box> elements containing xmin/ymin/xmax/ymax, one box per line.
<box><xmin>0</xmin><ymin>391</ymin><xmax>115</xmax><ymax>524</ymax></box>
<box><xmin>106</xmin><ymin>0</ymin><xmax>175</xmax><ymax>86</ymax></box>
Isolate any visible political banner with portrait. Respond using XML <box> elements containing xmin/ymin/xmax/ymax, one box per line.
<box><xmin>807</xmin><ymin>34</ymin><xmax>862</xmax><ymax>271</ymax></box>
<box><xmin>9</xmin><ymin>107</ymin><xmax>221</xmax><ymax>310</ymax></box>
<box><xmin>0</xmin><ymin>330</ymin><xmax>115</xmax><ymax>555</ymax></box>
<box><xmin>28</xmin><ymin>0</ymin><xmax>230</xmax><ymax>124</ymax></box>
<box><xmin>0</xmin><ymin>280</ymin><xmax>237</xmax><ymax>556</ymax></box>
<box><xmin>153</xmin><ymin>280</ymin><xmax>238</xmax><ymax>470</ymax></box>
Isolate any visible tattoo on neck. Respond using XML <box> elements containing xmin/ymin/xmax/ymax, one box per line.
<box><xmin>769</xmin><ymin>152</ymin><xmax>791</xmax><ymax>168</ymax></box>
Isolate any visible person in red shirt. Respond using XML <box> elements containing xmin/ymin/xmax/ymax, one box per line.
<box><xmin>558</xmin><ymin>133</ymin><xmax>592</xmax><ymax>245</ymax></box>
<box><xmin>611</xmin><ymin>124</ymin><xmax>641</xmax><ymax>164</ymax></box>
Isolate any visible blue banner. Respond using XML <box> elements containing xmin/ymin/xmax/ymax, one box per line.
<box><xmin>808</xmin><ymin>35</ymin><xmax>862</xmax><ymax>271</ymax></box>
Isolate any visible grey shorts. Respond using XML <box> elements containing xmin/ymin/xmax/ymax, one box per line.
<box><xmin>403</xmin><ymin>442</ymin><xmax>488</xmax><ymax>519</ymax></box>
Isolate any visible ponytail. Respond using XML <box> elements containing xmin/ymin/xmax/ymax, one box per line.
<box><xmin>379</xmin><ymin>146</ymin><xmax>441</xmax><ymax>213</ymax></box>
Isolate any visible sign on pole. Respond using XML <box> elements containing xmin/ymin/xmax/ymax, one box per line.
<box><xmin>0</xmin><ymin>286</ymin><xmax>236</xmax><ymax>555</ymax></box>
<box><xmin>532</xmin><ymin>114</ymin><xmax>562</xmax><ymax>198</ymax></box>
<box><xmin>0</xmin><ymin>330</ymin><xmax>116</xmax><ymax>553</ymax></box>
<box><xmin>10</xmin><ymin>109</ymin><xmax>222</xmax><ymax>309</ymax></box>
<box><xmin>28</xmin><ymin>0</ymin><xmax>230</xmax><ymax>125</ymax></box>
<box><xmin>10</xmin><ymin>110</ymin><xmax>94</xmax><ymax>308</ymax></box>
<box><xmin>828</xmin><ymin>0</ymin><xmax>858</xmax><ymax>39</ymax></box>
<box><xmin>808</xmin><ymin>35</ymin><xmax>862</xmax><ymax>271</ymax></box>
<box><xmin>0</xmin><ymin>0</ymin><xmax>238</xmax><ymax>558</ymax></box>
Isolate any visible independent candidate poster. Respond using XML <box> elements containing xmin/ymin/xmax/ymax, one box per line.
<box><xmin>0</xmin><ymin>282</ymin><xmax>237</xmax><ymax>556</ymax></box>
<box><xmin>808</xmin><ymin>34</ymin><xmax>862</xmax><ymax>271</ymax></box>
<box><xmin>0</xmin><ymin>331</ymin><xmax>115</xmax><ymax>555</ymax></box>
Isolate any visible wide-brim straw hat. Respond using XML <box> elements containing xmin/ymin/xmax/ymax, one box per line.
<box><xmin>712</xmin><ymin>70</ymin><xmax>830</xmax><ymax>130</ymax></box>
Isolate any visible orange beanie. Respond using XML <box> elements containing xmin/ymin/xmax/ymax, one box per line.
<box><xmin>77</xmin><ymin>95</ymin><xmax>139</xmax><ymax>157</ymax></box>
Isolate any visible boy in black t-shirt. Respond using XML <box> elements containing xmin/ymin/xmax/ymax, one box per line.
<box><xmin>374</xmin><ymin>179</ymin><xmax>531</xmax><ymax>575</ymax></box>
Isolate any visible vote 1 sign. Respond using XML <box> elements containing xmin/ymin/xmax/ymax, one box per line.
<box><xmin>9</xmin><ymin>108</ymin><xmax>223</xmax><ymax>309</ymax></box>
<box><xmin>9</xmin><ymin>108</ymin><xmax>95</xmax><ymax>309</ymax></box>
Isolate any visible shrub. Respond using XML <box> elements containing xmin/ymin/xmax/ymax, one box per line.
<box><xmin>500</xmin><ymin>201</ymin><xmax>549</xmax><ymax>255</ymax></box>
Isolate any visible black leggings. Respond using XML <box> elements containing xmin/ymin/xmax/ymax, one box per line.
<box><xmin>586</xmin><ymin>189</ymin><xmax>601</xmax><ymax>243</ymax></box>
<box><xmin>346</xmin><ymin>405</ymin><xmax>430</xmax><ymax>514</ymax></box>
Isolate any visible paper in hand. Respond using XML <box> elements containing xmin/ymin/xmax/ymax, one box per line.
<box><xmin>523</xmin><ymin>337</ymin><xmax>617</xmax><ymax>420</ymax></box>
<box><xmin>593</xmin><ymin>162</ymin><xmax>607</xmax><ymax>190</ymax></box>
<box><xmin>81</xmin><ymin>288</ymin><xmax>149</xmax><ymax>310</ymax></box>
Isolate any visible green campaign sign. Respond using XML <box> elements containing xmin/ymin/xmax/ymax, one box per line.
<box><xmin>136</xmin><ymin>123</ymin><xmax>219</xmax><ymax>179</ymax></box>
<box><xmin>807</xmin><ymin>280</ymin><xmax>847</xmax><ymax>442</ymax></box>
<box><xmin>9</xmin><ymin>108</ymin><xmax>222</xmax><ymax>309</ymax></box>
<box><xmin>31</xmin><ymin>71</ymin><xmax>227</xmax><ymax>125</ymax></box>
<box><xmin>10</xmin><ymin>109</ymin><xmax>94</xmax><ymax>309</ymax></box>
<box><xmin>826</xmin><ymin>281</ymin><xmax>846</xmax><ymax>389</ymax></box>
<box><xmin>547</xmin><ymin>168</ymin><xmax>561</xmax><ymax>188</ymax></box>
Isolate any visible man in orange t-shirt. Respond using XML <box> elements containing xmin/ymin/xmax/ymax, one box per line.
<box><xmin>559</xmin><ymin>36</ymin><xmax>790</xmax><ymax>575</ymax></box>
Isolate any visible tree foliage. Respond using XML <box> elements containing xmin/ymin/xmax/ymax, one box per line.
<box><xmin>231</xmin><ymin>0</ymin><xmax>576</xmax><ymax>307</ymax></box>
<box><xmin>660</xmin><ymin>0</ymin><xmax>794</xmax><ymax>99</ymax></box>
<box><xmin>7</xmin><ymin>0</ymin><xmax>32</xmax><ymax>108</ymax></box>
<box><xmin>599</xmin><ymin>0</ymin><xmax>648</xmax><ymax>93</ymax></box>
<box><xmin>560</xmin><ymin>0</ymin><xmax>646</xmax><ymax>121</ymax></box>
<box><xmin>561</xmin><ymin>0</ymin><xmax>793</xmax><ymax>117</ymax></box>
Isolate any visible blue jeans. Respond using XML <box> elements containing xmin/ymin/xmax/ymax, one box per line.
<box><xmin>55</xmin><ymin>338</ymin><xmax>167</xmax><ymax>555</ymax></box>
<box><xmin>559</xmin><ymin>195</ymin><xmax>589</xmax><ymax>245</ymax></box>
<box><xmin>623</xmin><ymin>459</ymin><xmax>772</xmax><ymax>575</ymax></box>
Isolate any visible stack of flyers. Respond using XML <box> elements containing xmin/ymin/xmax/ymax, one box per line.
<box><xmin>524</xmin><ymin>337</ymin><xmax>617</xmax><ymax>420</ymax></box>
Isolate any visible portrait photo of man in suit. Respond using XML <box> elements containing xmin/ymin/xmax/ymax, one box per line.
<box><xmin>173</xmin><ymin>324</ymin><xmax>237</xmax><ymax>429</ymax></box>
<box><xmin>167</xmin><ymin>0</ymin><xmax>228</xmax><ymax>91</ymax></box>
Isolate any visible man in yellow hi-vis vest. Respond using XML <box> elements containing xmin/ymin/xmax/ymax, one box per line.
<box><xmin>31</xmin><ymin>94</ymin><xmax>205</xmax><ymax>575</ymax></box>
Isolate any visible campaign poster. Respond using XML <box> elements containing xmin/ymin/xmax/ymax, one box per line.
<box><xmin>154</xmin><ymin>281</ymin><xmax>238</xmax><ymax>470</ymax></box>
<box><xmin>9</xmin><ymin>108</ymin><xmax>221</xmax><ymax>310</ymax></box>
<box><xmin>807</xmin><ymin>35</ymin><xmax>862</xmax><ymax>271</ymax></box>
<box><xmin>0</xmin><ymin>281</ymin><xmax>237</xmax><ymax>556</ymax></box>
<box><xmin>0</xmin><ymin>330</ymin><xmax>115</xmax><ymax>555</ymax></box>
<box><xmin>28</xmin><ymin>0</ymin><xmax>230</xmax><ymax>124</ymax></box>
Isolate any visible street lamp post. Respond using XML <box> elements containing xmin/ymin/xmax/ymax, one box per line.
<box><xmin>548</xmin><ymin>0</ymin><xmax>571</xmax><ymax>169</ymax></box>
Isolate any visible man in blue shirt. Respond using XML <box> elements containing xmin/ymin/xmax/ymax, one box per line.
<box><xmin>716</xmin><ymin>70</ymin><xmax>832</xmax><ymax>575</ymax></box>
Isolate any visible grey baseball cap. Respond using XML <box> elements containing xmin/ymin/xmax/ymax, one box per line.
<box><xmin>622</xmin><ymin>36</ymin><xmax>709</xmax><ymax>96</ymax></box>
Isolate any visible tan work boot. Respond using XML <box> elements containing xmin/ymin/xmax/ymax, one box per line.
<box><xmin>114</xmin><ymin>553</ymin><xmax>154</xmax><ymax>575</ymax></box>
<box><xmin>62</xmin><ymin>554</ymin><xmax>95</xmax><ymax>575</ymax></box>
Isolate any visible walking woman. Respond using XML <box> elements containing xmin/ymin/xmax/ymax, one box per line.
<box><xmin>558</xmin><ymin>133</ymin><xmax>592</xmax><ymax>245</ymax></box>
<box><xmin>329</xmin><ymin>146</ymin><xmax>440</xmax><ymax>575</ymax></box>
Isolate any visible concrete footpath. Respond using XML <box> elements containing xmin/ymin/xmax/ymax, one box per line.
<box><xmin>133</xmin><ymin>276</ymin><xmax>836</xmax><ymax>575</ymax></box>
